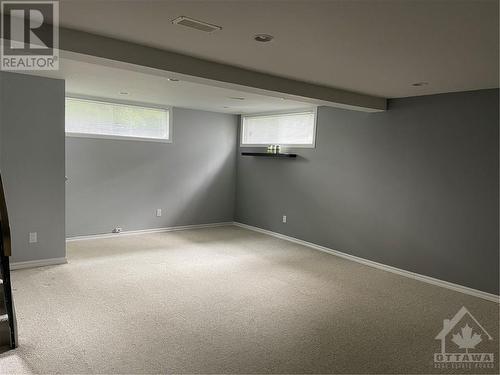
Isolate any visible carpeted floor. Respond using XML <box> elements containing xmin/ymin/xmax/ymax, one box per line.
<box><xmin>0</xmin><ymin>225</ymin><xmax>498</xmax><ymax>374</ymax></box>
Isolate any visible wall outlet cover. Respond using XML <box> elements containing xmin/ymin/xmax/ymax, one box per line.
<box><xmin>29</xmin><ymin>232</ymin><xmax>37</xmax><ymax>243</ymax></box>
<box><xmin>156</xmin><ymin>208</ymin><xmax>162</xmax><ymax>217</ymax></box>
<box><xmin>282</xmin><ymin>215</ymin><xmax>287</xmax><ymax>223</ymax></box>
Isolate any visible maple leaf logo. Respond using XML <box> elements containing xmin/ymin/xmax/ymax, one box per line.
<box><xmin>452</xmin><ymin>324</ymin><xmax>482</xmax><ymax>353</ymax></box>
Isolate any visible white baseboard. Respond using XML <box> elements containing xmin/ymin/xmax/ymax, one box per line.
<box><xmin>233</xmin><ymin>222</ymin><xmax>499</xmax><ymax>303</ymax></box>
<box><xmin>66</xmin><ymin>222</ymin><xmax>234</xmax><ymax>242</ymax></box>
<box><xmin>11</xmin><ymin>257</ymin><xmax>68</xmax><ymax>270</ymax></box>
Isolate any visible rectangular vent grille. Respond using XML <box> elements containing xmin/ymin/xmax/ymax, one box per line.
<box><xmin>171</xmin><ymin>16</ymin><xmax>222</xmax><ymax>33</ymax></box>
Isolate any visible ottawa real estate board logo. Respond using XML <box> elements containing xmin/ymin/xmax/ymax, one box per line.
<box><xmin>434</xmin><ymin>306</ymin><xmax>495</xmax><ymax>371</ymax></box>
<box><xmin>1</xmin><ymin>1</ymin><xmax>59</xmax><ymax>70</ymax></box>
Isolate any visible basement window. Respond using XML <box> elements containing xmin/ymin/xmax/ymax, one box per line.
<box><xmin>241</xmin><ymin>109</ymin><xmax>316</xmax><ymax>148</ymax></box>
<box><xmin>65</xmin><ymin>97</ymin><xmax>171</xmax><ymax>142</ymax></box>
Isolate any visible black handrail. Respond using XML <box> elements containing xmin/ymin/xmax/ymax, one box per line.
<box><xmin>0</xmin><ymin>174</ymin><xmax>11</xmax><ymax>257</ymax></box>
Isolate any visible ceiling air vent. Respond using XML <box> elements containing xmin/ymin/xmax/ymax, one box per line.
<box><xmin>171</xmin><ymin>16</ymin><xmax>222</xmax><ymax>33</ymax></box>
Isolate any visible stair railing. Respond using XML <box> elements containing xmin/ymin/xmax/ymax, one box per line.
<box><xmin>0</xmin><ymin>173</ymin><xmax>17</xmax><ymax>349</ymax></box>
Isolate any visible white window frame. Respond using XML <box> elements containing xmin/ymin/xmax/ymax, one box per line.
<box><xmin>240</xmin><ymin>108</ymin><xmax>317</xmax><ymax>148</ymax></box>
<box><xmin>65</xmin><ymin>95</ymin><xmax>173</xmax><ymax>143</ymax></box>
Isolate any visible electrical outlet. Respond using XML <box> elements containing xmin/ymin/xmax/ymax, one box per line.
<box><xmin>156</xmin><ymin>208</ymin><xmax>162</xmax><ymax>217</ymax></box>
<box><xmin>282</xmin><ymin>215</ymin><xmax>287</xmax><ymax>223</ymax></box>
<box><xmin>29</xmin><ymin>232</ymin><xmax>37</xmax><ymax>243</ymax></box>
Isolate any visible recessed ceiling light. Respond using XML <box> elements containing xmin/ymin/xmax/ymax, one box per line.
<box><xmin>228</xmin><ymin>97</ymin><xmax>245</xmax><ymax>100</ymax></box>
<box><xmin>168</xmin><ymin>78</ymin><xmax>179</xmax><ymax>82</ymax></box>
<box><xmin>254</xmin><ymin>34</ymin><xmax>274</xmax><ymax>42</ymax></box>
<box><xmin>119</xmin><ymin>91</ymin><xmax>129</xmax><ymax>95</ymax></box>
<box><xmin>412</xmin><ymin>82</ymin><xmax>429</xmax><ymax>87</ymax></box>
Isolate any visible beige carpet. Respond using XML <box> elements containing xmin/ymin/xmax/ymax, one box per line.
<box><xmin>0</xmin><ymin>226</ymin><xmax>498</xmax><ymax>374</ymax></box>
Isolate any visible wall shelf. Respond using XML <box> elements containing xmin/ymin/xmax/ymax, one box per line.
<box><xmin>241</xmin><ymin>152</ymin><xmax>297</xmax><ymax>158</ymax></box>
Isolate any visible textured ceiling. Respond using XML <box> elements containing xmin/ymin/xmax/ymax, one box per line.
<box><xmin>58</xmin><ymin>0</ymin><xmax>499</xmax><ymax>98</ymax></box>
<box><xmin>25</xmin><ymin>54</ymin><xmax>316</xmax><ymax>114</ymax></box>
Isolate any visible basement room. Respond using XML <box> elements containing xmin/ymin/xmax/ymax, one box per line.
<box><xmin>0</xmin><ymin>1</ymin><xmax>498</xmax><ymax>374</ymax></box>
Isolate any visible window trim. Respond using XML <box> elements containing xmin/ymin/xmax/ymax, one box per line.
<box><xmin>65</xmin><ymin>94</ymin><xmax>173</xmax><ymax>143</ymax></box>
<box><xmin>240</xmin><ymin>107</ymin><xmax>317</xmax><ymax>148</ymax></box>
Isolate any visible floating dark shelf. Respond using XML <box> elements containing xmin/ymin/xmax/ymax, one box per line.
<box><xmin>241</xmin><ymin>152</ymin><xmax>297</xmax><ymax>158</ymax></box>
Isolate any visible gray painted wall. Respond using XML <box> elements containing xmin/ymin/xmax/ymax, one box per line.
<box><xmin>0</xmin><ymin>74</ymin><xmax>3</xmax><ymax>168</ymax></box>
<box><xmin>66</xmin><ymin>108</ymin><xmax>237</xmax><ymax>237</ymax></box>
<box><xmin>1</xmin><ymin>71</ymin><xmax>496</xmax><ymax>295</ymax></box>
<box><xmin>236</xmin><ymin>89</ymin><xmax>499</xmax><ymax>295</ymax></box>
<box><xmin>0</xmin><ymin>72</ymin><xmax>66</xmax><ymax>263</ymax></box>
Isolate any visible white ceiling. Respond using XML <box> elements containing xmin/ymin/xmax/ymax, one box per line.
<box><xmin>58</xmin><ymin>0</ymin><xmax>499</xmax><ymax>98</ymax></box>
<box><xmin>25</xmin><ymin>53</ymin><xmax>316</xmax><ymax>114</ymax></box>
